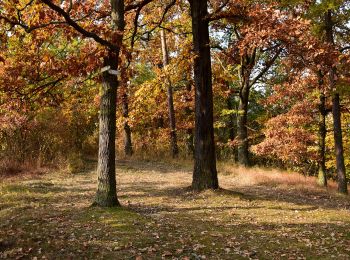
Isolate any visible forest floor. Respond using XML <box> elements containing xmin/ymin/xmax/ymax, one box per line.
<box><xmin>1</xmin><ymin>159</ymin><xmax>350</xmax><ymax>259</ymax></box>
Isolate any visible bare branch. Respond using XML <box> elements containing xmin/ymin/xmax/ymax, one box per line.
<box><xmin>249</xmin><ymin>48</ymin><xmax>282</xmax><ymax>88</ymax></box>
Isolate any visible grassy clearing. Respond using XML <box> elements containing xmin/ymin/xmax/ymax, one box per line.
<box><xmin>0</xmin><ymin>159</ymin><xmax>349</xmax><ymax>259</ymax></box>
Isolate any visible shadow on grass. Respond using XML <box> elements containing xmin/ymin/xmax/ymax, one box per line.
<box><xmin>118</xmin><ymin>179</ymin><xmax>350</xmax><ymax>211</ymax></box>
<box><xmin>2</xmin><ymin>197</ymin><xmax>349</xmax><ymax>259</ymax></box>
<box><xmin>1</xmin><ymin>165</ymin><xmax>349</xmax><ymax>259</ymax></box>
<box><xmin>117</xmin><ymin>159</ymin><xmax>192</xmax><ymax>174</ymax></box>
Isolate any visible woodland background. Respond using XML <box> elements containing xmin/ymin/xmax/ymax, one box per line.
<box><xmin>0</xmin><ymin>0</ymin><xmax>350</xmax><ymax>189</ymax></box>
<box><xmin>1</xmin><ymin>0</ymin><xmax>350</xmax><ymax>259</ymax></box>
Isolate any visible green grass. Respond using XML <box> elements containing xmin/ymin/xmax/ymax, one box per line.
<box><xmin>0</xmin><ymin>160</ymin><xmax>349</xmax><ymax>259</ymax></box>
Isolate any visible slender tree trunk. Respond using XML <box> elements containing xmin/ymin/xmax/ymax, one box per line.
<box><xmin>332</xmin><ymin>93</ymin><xmax>348</xmax><ymax>193</ymax></box>
<box><xmin>237</xmin><ymin>83</ymin><xmax>249</xmax><ymax>166</ymax></box>
<box><xmin>185</xmin><ymin>83</ymin><xmax>194</xmax><ymax>156</ymax></box>
<box><xmin>160</xmin><ymin>29</ymin><xmax>179</xmax><ymax>158</ymax></box>
<box><xmin>227</xmin><ymin>97</ymin><xmax>236</xmax><ymax>161</ymax></box>
<box><xmin>317</xmin><ymin>92</ymin><xmax>327</xmax><ymax>187</ymax></box>
<box><xmin>237</xmin><ymin>52</ymin><xmax>255</xmax><ymax>167</ymax></box>
<box><xmin>122</xmin><ymin>90</ymin><xmax>133</xmax><ymax>156</ymax></box>
<box><xmin>189</xmin><ymin>0</ymin><xmax>218</xmax><ymax>190</ymax></box>
<box><xmin>94</xmin><ymin>0</ymin><xmax>125</xmax><ymax>206</ymax></box>
<box><xmin>325</xmin><ymin>10</ymin><xmax>348</xmax><ymax>194</ymax></box>
<box><xmin>186</xmin><ymin>128</ymin><xmax>194</xmax><ymax>156</ymax></box>
<box><xmin>227</xmin><ymin>97</ymin><xmax>236</xmax><ymax>142</ymax></box>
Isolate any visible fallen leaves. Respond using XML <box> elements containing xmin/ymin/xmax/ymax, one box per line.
<box><xmin>0</xmin><ymin>160</ymin><xmax>349</xmax><ymax>259</ymax></box>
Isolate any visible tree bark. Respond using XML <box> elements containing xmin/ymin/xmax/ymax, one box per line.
<box><xmin>237</xmin><ymin>53</ymin><xmax>255</xmax><ymax>167</ymax></box>
<box><xmin>332</xmin><ymin>92</ymin><xmax>348</xmax><ymax>194</ymax></box>
<box><xmin>317</xmin><ymin>92</ymin><xmax>327</xmax><ymax>187</ymax></box>
<box><xmin>237</xmin><ymin>84</ymin><xmax>249</xmax><ymax>166</ymax></box>
<box><xmin>189</xmin><ymin>0</ymin><xmax>218</xmax><ymax>190</ymax></box>
<box><xmin>94</xmin><ymin>0</ymin><xmax>125</xmax><ymax>206</ymax></box>
<box><xmin>160</xmin><ymin>29</ymin><xmax>179</xmax><ymax>158</ymax></box>
<box><xmin>185</xmin><ymin>83</ymin><xmax>194</xmax><ymax>156</ymax></box>
<box><xmin>324</xmin><ymin>10</ymin><xmax>348</xmax><ymax>194</ymax></box>
<box><xmin>122</xmin><ymin>90</ymin><xmax>133</xmax><ymax>156</ymax></box>
<box><xmin>227</xmin><ymin>96</ymin><xmax>237</xmax><ymax>161</ymax></box>
<box><xmin>227</xmin><ymin>97</ymin><xmax>236</xmax><ymax>142</ymax></box>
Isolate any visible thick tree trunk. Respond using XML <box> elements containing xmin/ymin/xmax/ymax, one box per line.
<box><xmin>160</xmin><ymin>29</ymin><xmax>179</xmax><ymax>158</ymax></box>
<box><xmin>94</xmin><ymin>0</ymin><xmax>125</xmax><ymax>207</ymax></box>
<box><xmin>122</xmin><ymin>90</ymin><xmax>133</xmax><ymax>156</ymax></box>
<box><xmin>325</xmin><ymin>10</ymin><xmax>348</xmax><ymax>194</ymax></box>
<box><xmin>95</xmin><ymin>53</ymin><xmax>120</xmax><ymax>207</ymax></box>
<box><xmin>317</xmin><ymin>93</ymin><xmax>327</xmax><ymax>187</ymax></box>
<box><xmin>189</xmin><ymin>0</ymin><xmax>218</xmax><ymax>190</ymax></box>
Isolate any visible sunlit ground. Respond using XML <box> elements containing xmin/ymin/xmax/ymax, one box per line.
<box><xmin>1</xmin><ymin>159</ymin><xmax>349</xmax><ymax>259</ymax></box>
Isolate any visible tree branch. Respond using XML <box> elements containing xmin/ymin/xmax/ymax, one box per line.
<box><xmin>249</xmin><ymin>48</ymin><xmax>282</xmax><ymax>88</ymax></box>
<box><xmin>40</xmin><ymin>0</ymin><xmax>119</xmax><ymax>52</ymax></box>
<box><xmin>125</xmin><ymin>0</ymin><xmax>154</xmax><ymax>12</ymax></box>
<box><xmin>340</xmin><ymin>46</ymin><xmax>350</xmax><ymax>52</ymax></box>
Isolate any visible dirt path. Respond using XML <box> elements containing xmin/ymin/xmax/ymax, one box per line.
<box><xmin>1</xmin><ymin>160</ymin><xmax>349</xmax><ymax>259</ymax></box>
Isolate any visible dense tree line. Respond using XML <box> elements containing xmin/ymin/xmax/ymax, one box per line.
<box><xmin>0</xmin><ymin>0</ymin><xmax>349</xmax><ymax>207</ymax></box>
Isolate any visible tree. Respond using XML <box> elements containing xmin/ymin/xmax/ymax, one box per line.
<box><xmin>86</xmin><ymin>0</ymin><xmax>125</xmax><ymax>207</ymax></box>
<box><xmin>189</xmin><ymin>0</ymin><xmax>218</xmax><ymax>190</ymax></box>
<box><xmin>317</xmin><ymin>74</ymin><xmax>328</xmax><ymax>187</ymax></box>
<box><xmin>210</xmin><ymin>3</ymin><xmax>311</xmax><ymax>166</ymax></box>
<box><xmin>0</xmin><ymin>0</ymin><xmax>154</xmax><ymax>206</ymax></box>
<box><xmin>120</xmin><ymin>72</ymin><xmax>134</xmax><ymax>157</ymax></box>
<box><xmin>160</xmin><ymin>28</ymin><xmax>179</xmax><ymax>158</ymax></box>
<box><xmin>323</xmin><ymin>9</ymin><xmax>348</xmax><ymax>194</ymax></box>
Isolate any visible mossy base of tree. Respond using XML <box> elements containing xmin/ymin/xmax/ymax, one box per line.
<box><xmin>93</xmin><ymin>191</ymin><xmax>120</xmax><ymax>207</ymax></box>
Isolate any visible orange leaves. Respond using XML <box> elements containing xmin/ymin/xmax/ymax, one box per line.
<box><xmin>252</xmin><ymin>68</ymin><xmax>320</xmax><ymax>165</ymax></box>
<box><xmin>232</xmin><ymin>2</ymin><xmax>323</xmax><ymax>65</ymax></box>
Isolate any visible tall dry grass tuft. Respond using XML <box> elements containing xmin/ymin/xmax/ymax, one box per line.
<box><xmin>218</xmin><ymin>162</ymin><xmax>340</xmax><ymax>192</ymax></box>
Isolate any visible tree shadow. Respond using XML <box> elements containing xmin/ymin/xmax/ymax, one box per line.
<box><xmin>116</xmin><ymin>159</ymin><xmax>192</xmax><ymax>174</ymax></box>
<box><xmin>118</xmin><ymin>179</ymin><xmax>350</xmax><ymax>211</ymax></box>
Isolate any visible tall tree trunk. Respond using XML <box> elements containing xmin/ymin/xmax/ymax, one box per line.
<box><xmin>317</xmin><ymin>92</ymin><xmax>327</xmax><ymax>187</ymax></box>
<box><xmin>237</xmin><ymin>52</ymin><xmax>255</xmax><ymax>167</ymax></box>
<box><xmin>325</xmin><ymin>10</ymin><xmax>348</xmax><ymax>194</ymax></box>
<box><xmin>185</xmin><ymin>83</ymin><xmax>194</xmax><ymax>156</ymax></box>
<box><xmin>94</xmin><ymin>0</ymin><xmax>125</xmax><ymax>207</ymax></box>
<box><xmin>227</xmin><ymin>96</ymin><xmax>237</xmax><ymax>161</ymax></box>
<box><xmin>227</xmin><ymin>97</ymin><xmax>236</xmax><ymax>142</ymax></box>
<box><xmin>237</xmin><ymin>83</ymin><xmax>249</xmax><ymax>166</ymax></box>
<box><xmin>160</xmin><ymin>29</ymin><xmax>179</xmax><ymax>158</ymax></box>
<box><xmin>186</xmin><ymin>128</ymin><xmax>194</xmax><ymax>156</ymax></box>
<box><xmin>332</xmin><ymin>92</ymin><xmax>348</xmax><ymax>193</ymax></box>
<box><xmin>122</xmin><ymin>89</ymin><xmax>133</xmax><ymax>156</ymax></box>
<box><xmin>95</xmin><ymin>54</ymin><xmax>119</xmax><ymax>207</ymax></box>
<box><xmin>189</xmin><ymin>0</ymin><xmax>218</xmax><ymax>190</ymax></box>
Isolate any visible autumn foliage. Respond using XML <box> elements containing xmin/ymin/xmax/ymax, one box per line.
<box><xmin>0</xmin><ymin>0</ymin><xmax>349</xmax><ymax>192</ymax></box>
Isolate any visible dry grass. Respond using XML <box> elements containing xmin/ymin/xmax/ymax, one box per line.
<box><xmin>0</xmin><ymin>159</ymin><xmax>349</xmax><ymax>259</ymax></box>
<box><xmin>218</xmin><ymin>162</ymin><xmax>340</xmax><ymax>191</ymax></box>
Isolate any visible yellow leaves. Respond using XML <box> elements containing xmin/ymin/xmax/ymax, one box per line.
<box><xmin>214</xmin><ymin>121</ymin><xmax>226</xmax><ymax>129</ymax></box>
<box><xmin>42</xmin><ymin>54</ymin><xmax>51</xmax><ymax>63</ymax></box>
